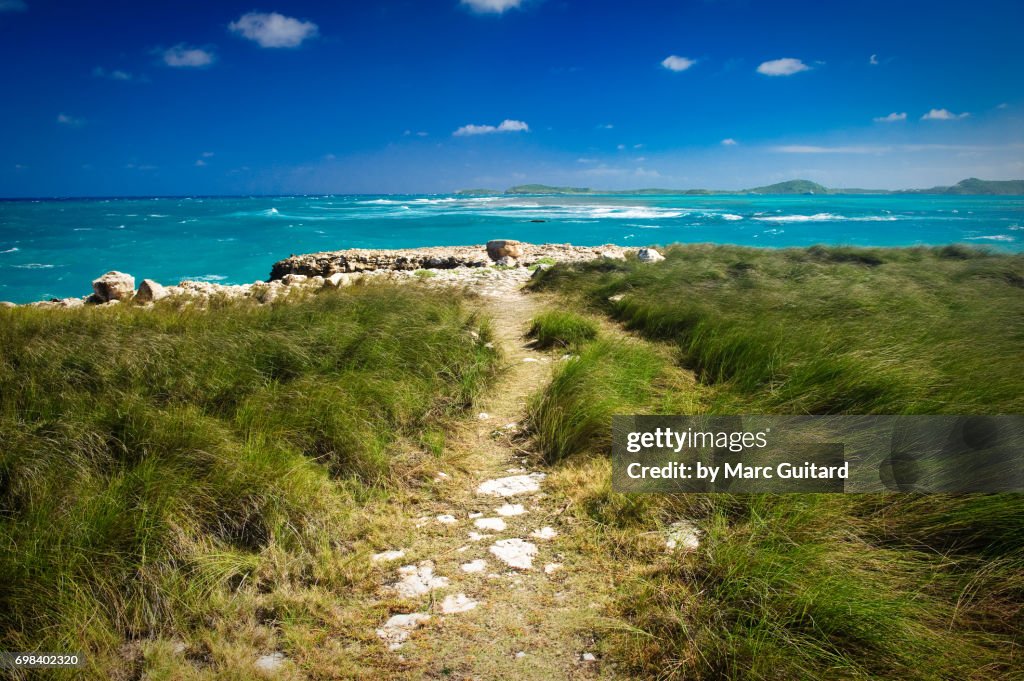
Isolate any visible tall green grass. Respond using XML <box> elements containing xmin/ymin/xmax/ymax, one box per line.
<box><xmin>526</xmin><ymin>309</ymin><xmax>599</xmax><ymax>349</ymax></box>
<box><xmin>528</xmin><ymin>245</ymin><xmax>1024</xmax><ymax>679</ymax></box>
<box><xmin>0</xmin><ymin>285</ymin><xmax>497</xmax><ymax>675</ymax></box>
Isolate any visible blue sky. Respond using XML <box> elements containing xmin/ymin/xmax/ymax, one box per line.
<box><xmin>1</xmin><ymin>0</ymin><xmax>1022</xmax><ymax>196</ymax></box>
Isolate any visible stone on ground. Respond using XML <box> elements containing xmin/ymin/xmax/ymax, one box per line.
<box><xmin>531</xmin><ymin>526</ymin><xmax>557</xmax><ymax>540</ymax></box>
<box><xmin>666</xmin><ymin>519</ymin><xmax>701</xmax><ymax>551</ymax></box>
<box><xmin>376</xmin><ymin>613</ymin><xmax>430</xmax><ymax>651</ymax></box>
<box><xmin>91</xmin><ymin>271</ymin><xmax>135</xmax><ymax>302</ymax></box>
<box><xmin>477</xmin><ymin>473</ymin><xmax>545</xmax><ymax>497</ymax></box>
<box><xmin>371</xmin><ymin>549</ymin><xmax>405</xmax><ymax>563</ymax></box>
<box><xmin>440</xmin><ymin>593</ymin><xmax>479</xmax><ymax>614</ymax></box>
<box><xmin>495</xmin><ymin>503</ymin><xmax>526</xmax><ymax>517</ymax></box>
<box><xmin>390</xmin><ymin>561</ymin><xmax>450</xmax><ymax>597</ymax></box>
<box><xmin>254</xmin><ymin>652</ymin><xmax>285</xmax><ymax>673</ymax></box>
<box><xmin>474</xmin><ymin>517</ymin><xmax>507</xmax><ymax>531</ymax></box>
<box><xmin>489</xmin><ymin>538</ymin><xmax>538</xmax><ymax>570</ymax></box>
<box><xmin>461</xmin><ymin>559</ymin><xmax>488</xmax><ymax>573</ymax></box>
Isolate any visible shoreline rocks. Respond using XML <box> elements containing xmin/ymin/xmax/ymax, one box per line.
<box><xmin>5</xmin><ymin>242</ymin><xmax>645</xmax><ymax>308</ymax></box>
<box><xmin>269</xmin><ymin>242</ymin><xmax>636</xmax><ymax>279</ymax></box>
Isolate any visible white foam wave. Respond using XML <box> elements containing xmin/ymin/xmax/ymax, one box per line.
<box><xmin>754</xmin><ymin>213</ymin><xmax>898</xmax><ymax>223</ymax></box>
<box><xmin>966</xmin><ymin>235</ymin><xmax>1015</xmax><ymax>242</ymax></box>
<box><xmin>721</xmin><ymin>214</ymin><xmax>744</xmax><ymax>221</ymax></box>
<box><xmin>186</xmin><ymin>274</ymin><xmax>229</xmax><ymax>282</ymax></box>
<box><xmin>14</xmin><ymin>263</ymin><xmax>55</xmax><ymax>269</ymax></box>
<box><xmin>1</xmin><ymin>247</ymin><xmax>18</xmax><ymax>254</ymax></box>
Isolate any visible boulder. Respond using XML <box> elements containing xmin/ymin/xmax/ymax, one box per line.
<box><xmin>486</xmin><ymin>239</ymin><xmax>524</xmax><ymax>261</ymax></box>
<box><xmin>281</xmin><ymin>274</ymin><xmax>308</xmax><ymax>286</ymax></box>
<box><xmin>92</xmin><ymin>271</ymin><xmax>136</xmax><ymax>302</ymax></box>
<box><xmin>494</xmin><ymin>256</ymin><xmax>518</xmax><ymax>267</ymax></box>
<box><xmin>600</xmin><ymin>249</ymin><xmax>627</xmax><ymax>260</ymax></box>
<box><xmin>325</xmin><ymin>272</ymin><xmax>353</xmax><ymax>288</ymax></box>
<box><xmin>0</xmin><ymin>301</ymin><xmax>16</xmax><ymax>308</ymax></box>
<box><xmin>136</xmin><ymin>279</ymin><xmax>169</xmax><ymax>303</ymax></box>
<box><xmin>56</xmin><ymin>297</ymin><xmax>85</xmax><ymax>308</ymax></box>
<box><xmin>637</xmin><ymin>248</ymin><xmax>665</xmax><ymax>263</ymax></box>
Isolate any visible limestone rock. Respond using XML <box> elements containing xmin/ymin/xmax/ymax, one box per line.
<box><xmin>486</xmin><ymin>239</ymin><xmax>524</xmax><ymax>260</ymax></box>
<box><xmin>494</xmin><ymin>255</ymin><xmax>518</xmax><ymax>267</ymax></box>
<box><xmin>281</xmin><ymin>274</ymin><xmax>308</xmax><ymax>286</ymax></box>
<box><xmin>92</xmin><ymin>271</ymin><xmax>135</xmax><ymax>302</ymax></box>
<box><xmin>0</xmin><ymin>301</ymin><xmax>16</xmax><ymax>308</ymax></box>
<box><xmin>637</xmin><ymin>248</ymin><xmax>665</xmax><ymax>263</ymax></box>
<box><xmin>136</xmin><ymin>279</ymin><xmax>168</xmax><ymax>303</ymax></box>
<box><xmin>325</xmin><ymin>272</ymin><xmax>353</xmax><ymax>288</ymax></box>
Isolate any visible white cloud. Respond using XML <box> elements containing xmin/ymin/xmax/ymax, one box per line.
<box><xmin>616</xmin><ymin>144</ymin><xmax>625</xmax><ymax>150</ymax></box>
<box><xmin>997</xmin><ymin>102</ymin><xmax>1009</xmax><ymax>109</ymax></box>
<box><xmin>460</xmin><ymin>0</ymin><xmax>523</xmax><ymax>14</ymax></box>
<box><xmin>194</xmin><ymin>159</ymin><xmax>207</xmax><ymax>167</ymax></box>
<box><xmin>229</xmin><ymin>12</ymin><xmax>318</xmax><ymax>48</ymax></box>
<box><xmin>869</xmin><ymin>54</ymin><xmax>879</xmax><ymax>65</ymax></box>
<box><xmin>577</xmin><ymin>158</ymin><xmax>597</xmax><ymax>164</ymax></box>
<box><xmin>921</xmin><ymin>108</ymin><xmax>970</xmax><ymax>120</ymax></box>
<box><xmin>756</xmin><ymin>58</ymin><xmax>810</xmax><ymax>76</ymax></box>
<box><xmin>93</xmin><ymin>67</ymin><xmax>134</xmax><ymax>81</ymax></box>
<box><xmin>661</xmin><ymin>55</ymin><xmax>696</xmax><ymax>72</ymax></box>
<box><xmin>0</xmin><ymin>0</ymin><xmax>27</xmax><ymax>12</ymax></box>
<box><xmin>162</xmin><ymin>44</ymin><xmax>215</xmax><ymax>68</ymax></box>
<box><xmin>873</xmin><ymin>112</ymin><xmax>907</xmax><ymax>123</ymax></box>
<box><xmin>57</xmin><ymin>113</ymin><xmax>84</xmax><ymax>127</ymax></box>
<box><xmin>721</xmin><ymin>138</ymin><xmax>738</xmax><ymax>146</ymax></box>
<box><xmin>202</xmin><ymin>151</ymin><xmax>214</xmax><ymax>157</ymax></box>
<box><xmin>597</xmin><ymin>123</ymin><xmax>614</xmax><ymax>129</ymax></box>
<box><xmin>453</xmin><ymin>119</ymin><xmax>529</xmax><ymax>136</ymax></box>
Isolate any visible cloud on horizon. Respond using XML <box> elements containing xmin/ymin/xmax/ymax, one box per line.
<box><xmin>229</xmin><ymin>12</ymin><xmax>318</xmax><ymax>48</ymax></box>
<box><xmin>922</xmin><ymin>108</ymin><xmax>970</xmax><ymax>120</ymax></box>
<box><xmin>757</xmin><ymin>58</ymin><xmax>810</xmax><ymax>76</ymax></box>
<box><xmin>460</xmin><ymin>0</ymin><xmax>524</xmax><ymax>14</ymax></box>
<box><xmin>874</xmin><ymin>112</ymin><xmax>907</xmax><ymax>123</ymax></box>
<box><xmin>661</xmin><ymin>55</ymin><xmax>696</xmax><ymax>72</ymax></box>
<box><xmin>721</xmin><ymin>138</ymin><xmax>738</xmax><ymax>146</ymax></box>
<box><xmin>161</xmin><ymin>44</ymin><xmax>215</xmax><ymax>68</ymax></box>
<box><xmin>453</xmin><ymin>119</ymin><xmax>529</xmax><ymax>136</ymax></box>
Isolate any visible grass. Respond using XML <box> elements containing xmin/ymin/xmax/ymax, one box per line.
<box><xmin>0</xmin><ymin>284</ymin><xmax>498</xmax><ymax>678</ymax></box>
<box><xmin>526</xmin><ymin>309</ymin><xmax>599</xmax><ymax>350</ymax></box>
<box><xmin>526</xmin><ymin>245</ymin><xmax>1024</xmax><ymax>679</ymax></box>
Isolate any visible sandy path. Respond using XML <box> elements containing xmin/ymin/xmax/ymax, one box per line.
<box><xmin>367</xmin><ymin>279</ymin><xmax>626</xmax><ymax>680</ymax></box>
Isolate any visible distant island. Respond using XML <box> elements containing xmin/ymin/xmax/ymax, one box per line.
<box><xmin>458</xmin><ymin>178</ymin><xmax>1024</xmax><ymax>196</ymax></box>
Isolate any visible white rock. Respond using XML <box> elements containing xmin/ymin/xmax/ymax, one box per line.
<box><xmin>503</xmin><ymin>422</ymin><xmax>519</xmax><ymax>430</ymax></box>
<box><xmin>582</xmin><ymin>652</ymin><xmax>597</xmax><ymax>662</ymax></box>
<box><xmin>637</xmin><ymin>247</ymin><xmax>665</xmax><ymax>263</ymax></box>
<box><xmin>136</xmin><ymin>279</ymin><xmax>168</xmax><ymax>303</ymax></box>
<box><xmin>486</xmin><ymin>239</ymin><xmax>523</xmax><ymax>260</ymax></box>
<box><xmin>495</xmin><ymin>503</ymin><xmax>526</xmax><ymax>517</ymax></box>
<box><xmin>281</xmin><ymin>274</ymin><xmax>308</xmax><ymax>286</ymax></box>
<box><xmin>371</xmin><ymin>549</ymin><xmax>405</xmax><ymax>563</ymax></box>
<box><xmin>608</xmin><ymin>293</ymin><xmax>626</xmax><ymax>303</ymax></box>
<box><xmin>544</xmin><ymin>563</ymin><xmax>563</xmax><ymax>574</ymax></box>
<box><xmin>666</xmin><ymin>520</ymin><xmax>701</xmax><ymax>552</ymax></box>
<box><xmin>461</xmin><ymin>559</ymin><xmax>488</xmax><ymax>573</ymax></box>
<box><xmin>435</xmin><ymin>471</ymin><xmax>449</xmax><ymax>480</ymax></box>
<box><xmin>475</xmin><ymin>517</ymin><xmax>507</xmax><ymax>532</ymax></box>
<box><xmin>489</xmin><ymin>538</ymin><xmax>538</xmax><ymax>570</ymax></box>
<box><xmin>254</xmin><ymin>652</ymin><xmax>285</xmax><ymax>672</ymax></box>
<box><xmin>436</xmin><ymin>514</ymin><xmax>458</xmax><ymax>525</ymax></box>
<box><xmin>468</xmin><ymin>531</ymin><xmax>488</xmax><ymax>542</ymax></box>
<box><xmin>440</xmin><ymin>593</ymin><xmax>478</xmax><ymax>614</ymax></box>
<box><xmin>478</xmin><ymin>412</ymin><xmax>491</xmax><ymax>420</ymax></box>
<box><xmin>468</xmin><ymin>512</ymin><xmax>483</xmax><ymax>519</ymax></box>
<box><xmin>91</xmin><ymin>271</ymin><xmax>135</xmax><ymax>302</ymax></box>
<box><xmin>477</xmin><ymin>473</ymin><xmax>545</xmax><ymax>497</ymax></box>
<box><xmin>376</xmin><ymin>613</ymin><xmax>429</xmax><ymax>651</ymax></box>
<box><xmin>531</xmin><ymin>526</ymin><xmax>557</xmax><ymax>541</ymax></box>
<box><xmin>516</xmin><ymin>651</ymin><xmax>527</xmax><ymax>659</ymax></box>
<box><xmin>390</xmin><ymin>561</ymin><xmax>449</xmax><ymax>598</ymax></box>
<box><xmin>522</xmin><ymin>357</ymin><xmax>539</xmax><ymax>363</ymax></box>
<box><xmin>324</xmin><ymin>272</ymin><xmax>352</xmax><ymax>288</ymax></box>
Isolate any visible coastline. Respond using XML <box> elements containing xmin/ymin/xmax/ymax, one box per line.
<box><xmin>0</xmin><ymin>241</ymin><xmax>640</xmax><ymax>308</ymax></box>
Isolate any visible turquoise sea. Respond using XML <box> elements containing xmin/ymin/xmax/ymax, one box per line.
<box><xmin>1</xmin><ymin>193</ymin><xmax>1021</xmax><ymax>303</ymax></box>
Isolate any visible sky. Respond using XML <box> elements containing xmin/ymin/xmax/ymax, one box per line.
<box><xmin>0</xmin><ymin>0</ymin><xmax>1022</xmax><ymax>197</ymax></box>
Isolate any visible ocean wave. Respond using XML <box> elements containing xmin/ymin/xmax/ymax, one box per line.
<box><xmin>13</xmin><ymin>263</ymin><xmax>55</xmax><ymax>269</ymax></box>
<box><xmin>1009</xmin><ymin>225</ymin><xmax>1022</xmax><ymax>231</ymax></box>
<box><xmin>754</xmin><ymin>213</ymin><xmax>898</xmax><ymax>223</ymax></box>
<box><xmin>148</xmin><ymin>214</ymin><xmax>168</xmax><ymax>218</ymax></box>
<box><xmin>1</xmin><ymin>247</ymin><xmax>18</xmax><ymax>254</ymax></box>
<box><xmin>966</xmin><ymin>235</ymin><xmax>1015</xmax><ymax>242</ymax></box>
<box><xmin>721</xmin><ymin>214</ymin><xmax>744</xmax><ymax>221</ymax></box>
<box><xmin>625</xmin><ymin>224</ymin><xmax>662</xmax><ymax>229</ymax></box>
<box><xmin>186</xmin><ymin>274</ymin><xmax>229</xmax><ymax>282</ymax></box>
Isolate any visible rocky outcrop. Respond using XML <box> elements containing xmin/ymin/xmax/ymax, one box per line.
<box><xmin>92</xmin><ymin>271</ymin><xmax>135</xmax><ymax>302</ymax></box>
<box><xmin>270</xmin><ymin>242</ymin><xmax>635</xmax><ymax>279</ymax></box>
<box><xmin>136</xmin><ymin>279</ymin><xmax>168</xmax><ymax>303</ymax></box>
<box><xmin>486</xmin><ymin>239</ymin><xmax>523</xmax><ymax>260</ymax></box>
<box><xmin>637</xmin><ymin>247</ymin><xmax>665</xmax><ymax>263</ymax></box>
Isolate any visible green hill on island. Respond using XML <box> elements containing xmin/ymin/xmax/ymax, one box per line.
<box><xmin>458</xmin><ymin>177</ymin><xmax>1024</xmax><ymax>196</ymax></box>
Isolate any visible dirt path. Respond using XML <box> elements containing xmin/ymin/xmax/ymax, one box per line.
<box><xmin>366</xmin><ymin>279</ymin><xmax>626</xmax><ymax>680</ymax></box>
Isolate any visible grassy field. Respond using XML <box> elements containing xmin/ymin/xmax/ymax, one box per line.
<box><xmin>527</xmin><ymin>245</ymin><xmax>1024</xmax><ymax>680</ymax></box>
<box><xmin>0</xmin><ymin>284</ymin><xmax>498</xmax><ymax>678</ymax></box>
